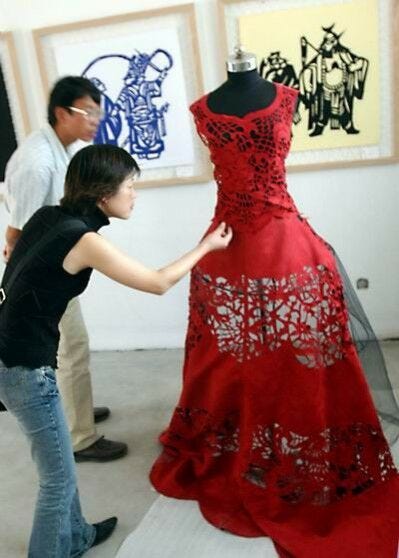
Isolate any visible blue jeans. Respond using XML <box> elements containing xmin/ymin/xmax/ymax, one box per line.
<box><xmin>0</xmin><ymin>362</ymin><xmax>95</xmax><ymax>557</ymax></box>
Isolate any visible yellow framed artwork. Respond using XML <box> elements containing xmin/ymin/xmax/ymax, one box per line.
<box><xmin>218</xmin><ymin>0</ymin><xmax>399</xmax><ymax>170</ymax></box>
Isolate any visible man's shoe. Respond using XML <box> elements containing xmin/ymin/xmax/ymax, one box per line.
<box><xmin>74</xmin><ymin>437</ymin><xmax>128</xmax><ymax>462</ymax></box>
<box><xmin>94</xmin><ymin>406</ymin><xmax>110</xmax><ymax>423</ymax></box>
<box><xmin>91</xmin><ymin>516</ymin><xmax>118</xmax><ymax>547</ymax></box>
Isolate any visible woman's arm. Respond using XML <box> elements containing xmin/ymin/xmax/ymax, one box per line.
<box><xmin>63</xmin><ymin>222</ymin><xmax>232</xmax><ymax>295</ymax></box>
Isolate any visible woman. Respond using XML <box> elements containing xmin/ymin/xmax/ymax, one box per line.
<box><xmin>0</xmin><ymin>144</ymin><xmax>232</xmax><ymax>558</ymax></box>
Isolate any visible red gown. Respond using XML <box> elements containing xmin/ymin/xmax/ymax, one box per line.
<box><xmin>150</xmin><ymin>83</ymin><xmax>399</xmax><ymax>557</ymax></box>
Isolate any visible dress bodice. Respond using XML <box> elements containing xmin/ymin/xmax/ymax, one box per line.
<box><xmin>190</xmin><ymin>83</ymin><xmax>299</xmax><ymax>232</ymax></box>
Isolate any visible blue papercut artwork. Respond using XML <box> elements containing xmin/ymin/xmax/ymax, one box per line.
<box><xmin>82</xmin><ymin>49</ymin><xmax>174</xmax><ymax>160</ymax></box>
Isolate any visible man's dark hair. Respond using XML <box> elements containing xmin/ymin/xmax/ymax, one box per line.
<box><xmin>47</xmin><ymin>76</ymin><xmax>101</xmax><ymax>126</ymax></box>
<box><xmin>61</xmin><ymin>144</ymin><xmax>140</xmax><ymax>214</ymax></box>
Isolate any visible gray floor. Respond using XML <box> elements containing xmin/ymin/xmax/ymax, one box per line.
<box><xmin>0</xmin><ymin>349</ymin><xmax>184</xmax><ymax>558</ymax></box>
<box><xmin>1</xmin><ymin>342</ymin><xmax>399</xmax><ymax>558</ymax></box>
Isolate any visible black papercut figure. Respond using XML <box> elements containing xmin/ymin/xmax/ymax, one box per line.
<box><xmin>259</xmin><ymin>51</ymin><xmax>299</xmax><ymax>89</ymax></box>
<box><xmin>259</xmin><ymin>25</ymin><xmax>369</xmax><ymax>137</ymax></box>
<box><xmin>259</xmin><ymin>52</ymin><xmax>301</xmax><ymax>124</ymax></box>
<box><xmin>0</xmin><ymin>63</ymin><xmax>17</xmax><ymax>181</ymax></box>
<box><xmin>299</xmin><ymin>24</ymin><xmax>369</xmax><ymax>137</ymax></box>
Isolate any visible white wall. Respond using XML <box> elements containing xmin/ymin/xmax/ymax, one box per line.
<box><xmin>0</xmin><ymin>0</ymin><xmax>398</xmax><ymax>349</ymax></box>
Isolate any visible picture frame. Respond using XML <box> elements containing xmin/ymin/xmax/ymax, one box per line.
<box><xmin>33</xmin><ymin>3</ymin><xmax>211</xmax><ymax>188</ymax></box>
<box><xmin>217</xmin><ymin>0</ymin><xmax>399</xmax><ymax>171</ymax></box>
<box><xmin>0</xmin><ymin>32</ymin><xmax>30</xmax><ymax>183</ymax></box>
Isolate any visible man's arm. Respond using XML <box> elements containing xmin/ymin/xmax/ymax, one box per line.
<box><xmin>3</xmin><ymin>226</ymin><xmax>22</xmax><ymax>262</ymax></box>
<box><xmin>4</xmin><ymin>163</ymin><xmax>52</xmax><ymax>261</ymax></box>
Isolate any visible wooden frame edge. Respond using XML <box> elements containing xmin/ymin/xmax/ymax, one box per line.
<box><xmin>136</xmin><ymin>171</ymin><xmax>212</xmax><ymax>190</ymax></box>
<box><xmin>2</xmin><ymin>31</ymin><xmax>31</xmax><ymax>136</ymax></box>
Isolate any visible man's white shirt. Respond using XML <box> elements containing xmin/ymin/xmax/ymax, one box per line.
<box><xmin>4</xmin><ymin>124</ymin><xmax>72</xmax><ymax>229</ymax></box>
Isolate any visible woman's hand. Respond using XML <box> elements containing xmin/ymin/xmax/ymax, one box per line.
<box><xmin>201</xmin><ymin>222</ymin><xmax>233</xmax><ymax>252</ymax></box>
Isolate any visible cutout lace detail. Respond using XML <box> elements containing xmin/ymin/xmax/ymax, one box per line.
<box><xmin>162</xmin><ymin>408</ymin><xmax>396</xmax><ymax>507</ymax></box>
<box><xmin>188</xmin><ymin>264</ymin><xmax>351</xmax><ymax>368</ymax></box>
<box><xmin>190</xmin><ymin>85</ymin><xmax>299</xmax><ymax>232</ymax></box>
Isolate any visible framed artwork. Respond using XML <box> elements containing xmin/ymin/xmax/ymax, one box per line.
<box><xmin>33</xmin><ymin>4</ymin><xmax>211</xmax><ymax>188</ymax></box>
<box><xmin>218</xmin><ymin>0</ymin><xmax>399</xmax><ymax>170</ymax></box>
<box><xmin>0</xmin><ymin>32</ymin><xmax>30</xmax><ymax>183</ymax></box>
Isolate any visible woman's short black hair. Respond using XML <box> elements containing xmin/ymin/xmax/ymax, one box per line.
<box><xmin>61</xmin><ymin>144</ymin><xmax>140</xmax><ymax>214</ymax></box>
<box><xmin>48</xmin><ymin>76</ymin><xmax>101</xmax><ymax>126</ymax></box>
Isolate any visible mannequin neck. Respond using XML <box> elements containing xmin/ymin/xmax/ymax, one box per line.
<box><xmin>206</xmin><ymin>69</ymin><xmax>277</xmax><ymax>117</ymax></box>
<box><xmin>226</xmin><ymin>69</ymin><xmax>264</xmax><ymax>89</ymax></box>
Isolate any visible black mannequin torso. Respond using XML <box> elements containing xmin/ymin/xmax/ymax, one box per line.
<box><xmin>207</xmin><ymin>69</ymin><xmax>277</xmax><ymax>117</ymax></box>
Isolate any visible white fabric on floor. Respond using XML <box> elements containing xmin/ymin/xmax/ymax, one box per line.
<box><xmin>115</xmin><ymin>495</ymin><xmax>277</xmax><ymax>558</ymax></box>
<box><xmin>116</xmin><ymin>443</ymin><xmax>399</xmax><ymax>558</ymax></box>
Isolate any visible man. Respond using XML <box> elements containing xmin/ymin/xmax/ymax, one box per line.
<box><xmin>4</xmin><ymin>76</ymin><xmax>128</xmax><ymax>462</ymax></box>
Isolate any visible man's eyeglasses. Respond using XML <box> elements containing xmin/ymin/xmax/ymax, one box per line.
<box><xmin>67</xmin><ymin>106</ymin><xmax>104</xmax><ymax>121</ymax></box>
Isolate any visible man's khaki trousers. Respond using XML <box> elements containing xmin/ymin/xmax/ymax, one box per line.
<box><xmin>57</xmin><ymin>297</ymin><xmax>100</xmax><ymax>452</ymax></box>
